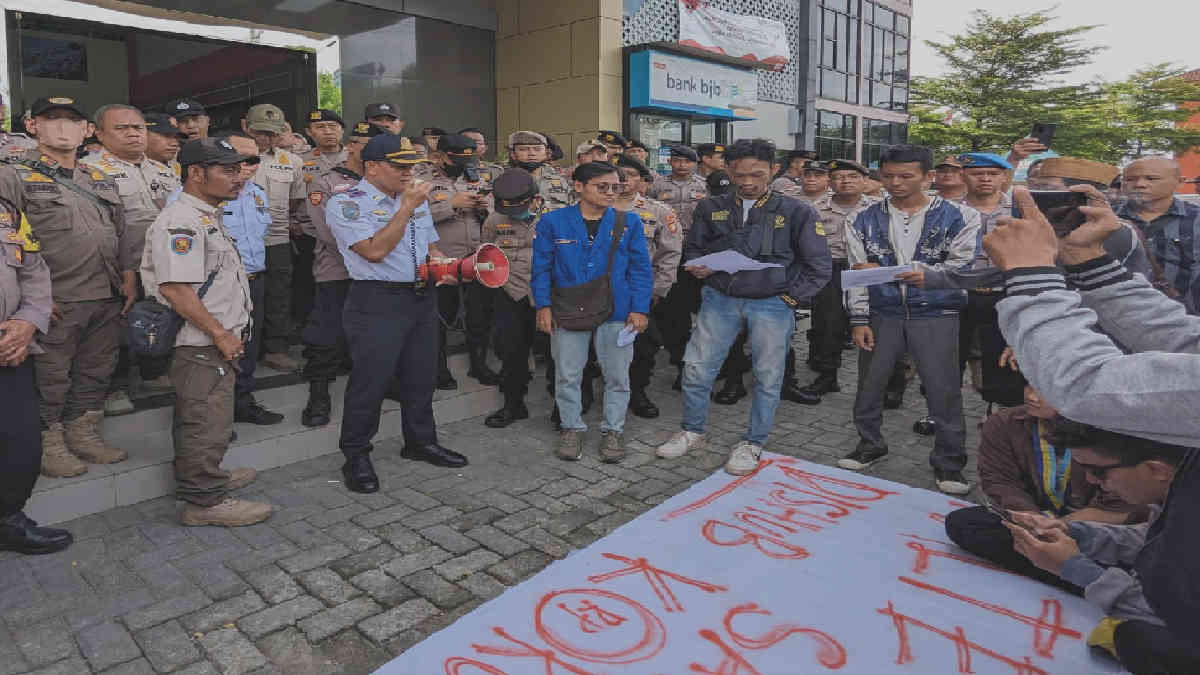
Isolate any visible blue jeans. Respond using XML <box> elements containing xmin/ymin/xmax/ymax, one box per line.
<box><xmin>681</xmin><ymin>286</ymin><xmax>795</xmax><ymax>445</ymax></box>
<box><xmin>551</xmin><ymin>321</ymin><xmax>634</xmax><ymax>433</ymax></box>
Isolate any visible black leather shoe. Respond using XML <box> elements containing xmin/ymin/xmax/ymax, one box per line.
<box><xmin>580</xmin><ymin>378</ymin><xmax>595</xmax><ymax>415</ymax></box>
<box><xmin>672</xmin><ymin>368</ymin><xmax>683</xmax><ymax>391</ymax></box>
<box><xmin>341</xmin><ymin>455</ymin><xmax>379</xmax><ymax>494</ymax></box>
<box><xmin>468</xmin><ymin>346</ymin><xmax>502</xmax><ymax>386</ymax></box>
<box><xmin>401</xmin><ymin>443</ymin><xmax>469</xmax><ymax>468</ymax></box>
<box><xmin>806</xmin><ymin>373</ymin><xmax>841</xmax><ymax>396</ymax></box>
<box><xmin>913</xmin><ymin>416</ymin><xmax>938</xmax><ymax>436</ymax></box>
<box><xmin>485</xmin><ymin>399</ymin><xmax>529</xmax><ymax>428</ymax></box>
<box><xmin>781</xmin><ymin>381</ymin><xmax>821</xmax><ymax>405</ymax></box>
<box><xmin>0</xmin><ymin>512</ymin><xmax>73</xmax><ymax>554</ymax></box>
<box><xmin>713</xmin><ymin>375</ymin><xmax>747</xmax><ymax>405</ymax></box>
<box><xmin>629</xmin><ymin>388</ymin><xmax>660</xmax><ymax>418</ymax></box>
<box><xmin>883</xmin><ymin>392</ymin><xmax>904</xmax><ymax>410</ymax></box>
<box><xmin>550</xmin><ymin>404</ymin><xmax>562</xmax><ymax>431</ymax></box>
<box><xmin>301</xmin><ymin>380</ymin><xmax>332</xmax><ymax>427</ymax></box>
<box><xmin>235</xmin><ymin>398</ymin><xmax>285</xmax><ymax>425</ymax></box>
<box><xmin>437</xmin><ymin>371</ymin><xmax>458</xmax><ymax>390</ymax></box>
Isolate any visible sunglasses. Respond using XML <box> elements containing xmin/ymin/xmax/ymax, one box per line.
<box><xmin>241</xmin><ymin>157</ymin><xmax>261</xmax><ymax>166</ymax></box>
<box><xmin>588</xmin><ymin>182</ymin><xmax>622</xmax><ymax>194</ymax></box>
<box><xmin>1075</xmin><ymin>458</ymin><xmax>1142</xmax><ymax>480</ymax></box>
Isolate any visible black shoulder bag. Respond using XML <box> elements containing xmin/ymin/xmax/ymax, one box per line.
<box><xmin>550</xmin><ymin>211</ymin><xmax>626</xmax><ymax>331</ymax></box>
<box><xmin>126</xmin><ymin>270</ymin><xmax>218</xmax><ymax>358</ymax></box>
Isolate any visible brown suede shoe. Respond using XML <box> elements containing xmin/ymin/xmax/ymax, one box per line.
<box><xmin>181</xmin><ymin>498</ymin><xmax>273</xmax><ymax>527</ymax></box>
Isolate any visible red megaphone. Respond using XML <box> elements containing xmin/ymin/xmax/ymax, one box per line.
<box><xmin>419</xmin><ymin>243</ymin><xmax>510</xmax><ymax>288</ymax></box>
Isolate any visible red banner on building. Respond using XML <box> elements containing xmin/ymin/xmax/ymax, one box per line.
<box><xmin>677</xmin><ymin>0</ymin><xmax>790</xmax><ymax>71</ymax></box>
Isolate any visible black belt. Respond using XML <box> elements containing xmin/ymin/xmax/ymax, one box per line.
<box><xmin>352</xmin><ymin>279</ymin><xmax>422</xmax><ymax>289</ymax></box>
<box><xmin>246</xmin><ymin>272</ymin><xmax>262</xmax><ymax>281</ymax></box>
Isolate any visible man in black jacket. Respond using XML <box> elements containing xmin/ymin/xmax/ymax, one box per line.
<box><xmin>655</xmin><ymin>138</ymin><xmax>830</xmax><ymax>475</ymax></box>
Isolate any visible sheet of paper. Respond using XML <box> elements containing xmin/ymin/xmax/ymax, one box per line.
<box><xmin>685</xmin><ymin>250</ymin><xmax>783</xmax><ymax>275</ymax></box>
<box><xmin>841</xmin><ymin>264</ymin><xmax>914</xmax><ymax>288</ymax></box>
<box><xmin>617</xmin><ymin>325</ymin><xmax>638</xmax><ymax>347</ymax></box>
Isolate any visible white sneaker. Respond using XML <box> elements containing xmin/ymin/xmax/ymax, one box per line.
<box><xmin>656</xmin><ymin>431</ymin><xmax>705</xmax><ymax>459</ymax></box>
<box><xmin>724</xmin><ymin>442</ymin><xmax>763</xmax><ymax>476</ymax></box>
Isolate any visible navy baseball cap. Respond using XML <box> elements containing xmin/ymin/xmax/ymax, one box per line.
<box><xmin>362</xmin><ymin>134</ymin><xmax>422</xmax><ymax>165</ymax></box>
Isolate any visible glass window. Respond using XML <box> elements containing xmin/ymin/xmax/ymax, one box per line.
<box><xmin>821</xmin><ymin>70</ymin><xmax>847</xmax><ymax>101</ymax></box>
<box><xmin>892</xmin><ymin>86</ymin><xmax>908</xmax><ymax>111</ymax></box>
<box><xmin>876</xmin><ymin>6</ymin><xmax>894</xmax><ymax>29</ymax></box>
<box><xmin>824</xmin><ymin>9</ymin><xmax>837</xmax><ymax>39</ymax></box>
<box><xmin>896</xmin><ymin>14</ymin><xmax>910</xmax><ymax>35</ymax></box>
<box><xmin>849</xmin><ymin>0</ymin><xmax>859</xmax><ymax>17</ymax></box>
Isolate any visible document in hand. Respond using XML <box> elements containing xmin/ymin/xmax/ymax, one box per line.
<box><xmin>616</xmin><ymin>324</ymin><xmax>638</xmax><ymax>347</ymax></box>
<box><xmin>841</xmin><ymin>264</ymin><xmax>914</xmax><ymax>288</ymax></box>
<box><xmin>685</xmin><ymin>250</ymin><xmax>784</xmax><ymax>275</ymax></box>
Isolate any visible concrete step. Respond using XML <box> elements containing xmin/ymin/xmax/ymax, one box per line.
<box><xmin>26</xmin><ymin>353</ymin><xmax>503</xmax><ymax>524</ymax></box>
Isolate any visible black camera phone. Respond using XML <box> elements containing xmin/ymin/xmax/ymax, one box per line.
<box><xmin>1031</xmin><ymin>122</ymin><xmax>1056</xmax><ymax>148</ymax></box>
<box><xmin>1013</xmin><ymin>190</ymin><xmax>1088</xmax><ymax>237</ymax></box>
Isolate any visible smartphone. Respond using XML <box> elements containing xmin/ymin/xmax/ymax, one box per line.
<box><xmin>980</xmin><ymin>493</ymin><xmax>1045</xmax><ymax>538</ymax></box>
<box><xmin>1031</xmin><ymin>122</ymin><xmax>1056</xmax><ymax>148</ymax></box>
<box><xmin>1012</xmin><ymin>190</ymin><xmax>1088</xmax><ymax>237</ymax></box>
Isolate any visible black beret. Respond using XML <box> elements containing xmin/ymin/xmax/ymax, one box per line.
<box><xmin>615</xmin><ymin>153</ymin><xmax>650</xmax><ymax>179</ymax></box>
<box><xmin>493</xmin><ymin>169</ymin><xmax>538</xmax><ymax>216</ymax></box>
<box><xmin>668</xmin><ymin>145</ymin><xmax>699</xmax><ymax>162</ymax></box>
<box><xmin>825</xmin><ymin>158</ymin><xmax>869</xmax><ymax>176</ymax></box>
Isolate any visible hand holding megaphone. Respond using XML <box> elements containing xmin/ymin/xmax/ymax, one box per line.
<box><xmin>418</xmin><ymin>243</ymin><xmax>510</xmax><ymax>288</ymax></box>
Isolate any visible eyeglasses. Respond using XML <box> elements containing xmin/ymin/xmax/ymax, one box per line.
<box><xmin>241</xmin><ymin>157</ymin><xmax>261</xmax><ymax>166</ymax></box>
<box><xmin>1075</xmin><ymin>458</ymin><xmax>1142</xmax><ymax>480</ymax></box>
<box><xmin>589</xmin><ymin>182</ymin><xmax>622</xmax><ymax>194</ymax></box>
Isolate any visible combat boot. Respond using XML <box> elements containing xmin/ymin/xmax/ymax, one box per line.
<box><xmin>468</xmin><ymin>344</ymin><xmax>501</xmax><ymax>386</ymax></box>
<box><xmin>64</xmin><ymin>411</ymin><xmax>128</xmax><ymax>464</ymax></box>
<box><xmin>301</xmin><ymin>379</ymin><xmax>332</xmax><ymax>427</ymax></box>
<box><xmin>485</xmin><ymin>394</ymin><xmax>529</xmax><ymax>428</ymax></box>
<box><xmin>180</xmin><ymin>498</ymin><xmax>273</xmax><ymax>527</ymax></box>
<box><xmin>628</xmin><ymin>387</ymin><xmax>659</xmax><ymax>418</ymax></box>
<box><xmin>40</xmin><ymin>424</ymin><xmax>87</xmax><ymax>478</ymax></box>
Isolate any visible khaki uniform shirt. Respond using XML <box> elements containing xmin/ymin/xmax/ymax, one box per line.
<box><xmin>413</xmin><ymin>162</ymin><xmax>435</xmax><ymax>183</ymax></box>
<box><xmin>295</xmin><ymin>147</ymin><xmax>348</xmax><ymax>244</ymax></box>
<box><xmin>650</xmin><ymin>173</ymin><xmax>708</xmax><ymax>234</ymax></box>
<box><xmin>812</xmin><ymin>193</ymin><xmax>878</xmax><ymax>260</ymax></box>
<box><xmin>481</xmin><ymin>209</ymin><xmax>540</xmax><ymax>303</ymax></box>
<box><xmin>0</xmin><ymin>132</ymin><xmax>36</xmax><ymax>160</ymax></box>
<box><xmin>83</xmin><ymin>150</ymin><xmax>179</xmax><ymax>267</ymax></box>
<box><xmin>304</xmin><ymin>166</ymin><xmax>359</xmax><ymax>283</ymax></box>
<box><xmin>533</xmin><ymin>164</ymin><xmax>574</xmax><ymax>211</ymax></box>
<box><xmin>0</xmin><ymin>149</ymin><xmax>132</xmax><ymax>303</ymax></box>
<box><xmin>254</xmin><ymin>147</ymin><xmax>305</xmax><ymax>246</ymax></box>
<box><xmin>478</xmin><ymin>162</ymin><xmax>506</xmax><ymax>184</ymax></box>
<box><xmin>621</xmin><ymin>194</ymin><xmax>682</xmax><ymax>298</ymax></box>
<box><xmin>140</xmin><ymin>191</ymin><xmax>252</xmax><ymax>347</ymax></box>
<box><xmin>0</xmin><ymin>200</ymin><xmax>51</xmax><ymax>355</ymax></box>
<box><xmin>427</xmin><ymin>170</ymin><xmax>493</xmax><ymax>259</ymax></box>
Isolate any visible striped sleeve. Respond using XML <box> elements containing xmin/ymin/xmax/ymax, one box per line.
<box><xmin>1001</xmin><ymin>267</ymin><xmax>1067</xmax><ymax>297</ymax></box>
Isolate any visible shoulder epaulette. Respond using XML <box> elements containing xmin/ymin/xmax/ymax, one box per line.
<box><xmin>331</xmin><ymin>166</ymin><xmax>361</xmax><ymax>180</ymax></box>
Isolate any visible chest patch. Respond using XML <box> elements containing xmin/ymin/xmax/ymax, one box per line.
<box><xmin>171</xmin><ymin>234</ymin><xmax>194</xmax><ymax>255</ymax></box>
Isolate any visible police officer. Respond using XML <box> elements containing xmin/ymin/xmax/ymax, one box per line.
<box><xmin>144</xmin><ymin>113</ymin><xmax>186</xmax><ymax>173</ymax></box>
<box><xmin>597</xmin><ymin>131</ymin><xmax>629</xmax><ymax>162</ymax></box>
<box><xmin>141</xmin><ymin>137</ymin><xmax>272</xmax><ymax>526</ymax></box>
<box><xmin>573</xmin><ymin>139</ymin><xmax>609</xmax><ymax>172</ymax></box>
<box><xmin>782</xmin><ymin>159</ymin><xmax>830</xmax><ymax>204</ymax></box>
<box><xmin>614</xmin><ymin>154</ymin><xmax>681</xmax><ymax>418</ymax></box>
<box><xmin>458</xmin><ymin>128</ymin><xmax>506</xmax><ymax>183</ymax></box>
<box><xmin>364</xmin><ymin>103</ymin><xmax>403</xmax><ymax>135</ymax></box>
<box><xmin>650</xmin><ymin>144</ymin><xmax>708</xmax><ymax>383</ymax></box>
<box><xmin>696</xmin><ymin>143</ymin><xmax>725</xmax><ymax>179</ymax></box>
<box><xmin>481</xmin><ymin>170</ymin><xmax>543</xmax><ymax>428</ymax></box>
<box><xmin>770</xmin><ymin>149</ymin><xmax>816</xmax><ymax>195</ymax></box>
<box><xmin>326</xmin><ymin>134</ymin><xmax>468</xmax><ymax>494</ymax></box>
<box><xmin>508</xmin><ymin>131</ymin><xmax>573</xmax><ymax>211</ymax></box>
<box><xmin>790</xmin><ymin>159</ymin><xmax>876</xmax><ymax>405</ymax></box>
<box><xmin>429</xmin><ymin>133</ymin><xmax>498</xmax><ymax>388</ymax></box>
<box><xmin>215</xmin><ymin>132</ymin><xmax>285</xmax><ymax>425</ymax></box>
<box><xmin>244</xmin><ymin>104</ymin><xmax>306</xmax><ymax>372</ymax></box>
<box><xmin>932</xmin><ymin>156</ymin><xmax>967</xmax><ymax>200</ymax></box>
<box><xmin>167</xmin><ymin>99</ymin><xmax>209</xmax><ymax>141</ymax></box>
<box><xmin>0</xmin><ymin>93</ymin><xmax>37</xmax><ymax>160</ymax></box>
<box><xmin>626</xmin><ymin>139</ymin><xmax>651</xmax><ymax>166</ymax></box>
<box><xmin>0</xmin><ymin>96</ymin><xmax>136</xmax><ymax>478</ymax></box>
<box><xmin>300</xmin><ymin>121</ymin><xmax>382</xmax><ymax>427</ymax></box>
<box><xmin>0</xmin><ymin>195</ymin><xmax>73</xmax><ymax>553</ymax></box>
<box><xmin>294</xmin><ymin>110</ymin><xmax>348</xmax><ymax>341</ymax></box>
<box><xmin>409</xmin><ymin>136</ymin><xmax>435</xmax><ymax>182</ymax></box>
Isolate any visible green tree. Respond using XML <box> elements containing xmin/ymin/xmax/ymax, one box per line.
<box><xmin>1069</xmin><ymin>65</ymin><xmax>1200</xmax><ymax>164</ymax></box>
<box><xmin>910</xmin><ymin>9</ymin><xmax>1104</xmax><ymax>155</ymax></box>
<box><xmin>318</xmin><ymin>71</ymin><xmax>342</xmax><ymax>116</ymax></box>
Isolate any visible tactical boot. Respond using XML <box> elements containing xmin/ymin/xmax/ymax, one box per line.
<box><xmin>598</xmin><ymin>431</ymin><xmax>626</xmax><ymax>464</ymax></box>
<box><xmin>628</xmin><ymin>387</ymin><xmax>660</xmax><ymax>418</ymax></box>
<box><xmin>103</xmin><ymin>390</ymin><xmax>134</xmax><ymax>416</ymax></box>
<box><xmin>40</xmin><ymin>424</ymin><xmax>87</xmax><ymax>478</ymax></box>
<box><xmin>485</xmin><ymin>395</ymin><xmax>529</xmax><ymax>428</ymax></box>
<box><xmin>180</xmin><ymin>498</ymin><xmax>273</xmax><ymax>527</ymax></box>
<box><xmin>64</xmin><ymin>411</ymin><xmax>128</xmax><ymax>464</ymax></box>
<box><xmin>713</xmin><ymin>374</ymin><xmax>747</xmax><ymax>405</ymax></box>
<box><xmin>301</xmin><ymin>379</ymin><xmax>332</xmax><ymax>427</ymax></box>
<box><xmin>467</xmin><ymin>345</ymin><xmax>501</xmax><ymax>386</ymax></box>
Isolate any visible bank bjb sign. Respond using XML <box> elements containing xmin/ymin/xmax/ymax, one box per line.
<box><xmin>629</xmin><ymin>50</ymin><xmax>757</xmax><ymax>120</ymax></box>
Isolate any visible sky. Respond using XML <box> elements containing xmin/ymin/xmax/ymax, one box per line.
<box><xmin>911</xmin><ymin>1</ymin><xmax>1200</xmax><ymax>84</ymax></box>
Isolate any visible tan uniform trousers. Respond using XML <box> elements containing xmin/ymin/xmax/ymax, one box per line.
<box><xmin>35</xmin><ymin>298</ymin><xmax>121</xmax><ymax>425</ymax></box>
<box><xmin>170</xmin><ymin>345</ymin><xmax>235</xmax><ymax>506</ymax></box>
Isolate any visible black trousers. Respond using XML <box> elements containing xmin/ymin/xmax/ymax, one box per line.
<box><xmin>960</xmin><ymin>291</ymin><xmax>1025</xmax><ymax>406</ymax></box>
<box><xmin>340</xmin><ymin>282</ymin><xmax>438</xmax><ymax>459</ymax></box>
<box><xmin>630</xmin><ymin>300</ymin><xmax>669</xmax><ymax>390</ymax></box>
<box><xmin>291</xmin><ymin>234</ymin><xmax>316</xmax><ymax>336</ymax></box>
<box><xmin>236</xmin><ymin>274</ymin><xmax>265</xmax><ymax>402</ymax></box>
<box><xmin>0</xmin><ymin>360</ymin><xmax>40</xmax><ymax>516</ymax></box>
<box><xmin>263</xmin><ymin>243</ymin><xmax>293</xmax><ymax>354</ymax></box>
<box><xmin>302</xmin><ymin>280</ymin><xmax>350</xmax><ymax>382</ymax></box>
<box><xmin>658</xmin><ymin>266</ymin><xmax>703</xmax><ymax>366</ymax></box>
<box><xmin>438</xmin><ymin>283</ymin><xmax>494</xmax><ymax>371</ymax></box>
<box><xmin>944</xmin><ymin>506</ymin><xmax>1083</xmax><ymax>593</ymax></box>
<box><xmin>493</xmin><ymin>291</ymin><xmax>536</xmax><ymax>397</ymax></box>
<box><xmin>1114</xmin><ymin>620</ymin><xmax>1200</xmax><ymax>675</ymax></box>
<box><xmin>809</xmin><ymin>259</ymin><xmax>848</xmax><ymax>375</ymax></box>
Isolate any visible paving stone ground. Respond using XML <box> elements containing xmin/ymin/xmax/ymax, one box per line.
<box><xmin>0</xmin><ymin>334</ymin><xmax>990</xmax><ymax>674</ymax></box>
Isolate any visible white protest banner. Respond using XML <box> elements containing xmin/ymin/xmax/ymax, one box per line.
<box><xmin>376</xmin><ymin>454</ymin><xmax>1127</xmax><ymax>674</ymax></box>
<box><xmin>678</xmin><ymin>0</ymin><xmax>790</xmax><ymax>71</ymax></box>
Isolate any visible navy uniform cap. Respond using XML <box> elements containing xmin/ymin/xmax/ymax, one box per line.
<box><xmin>362</xmin><ymin>134</ymin><xmax>422</xmax><ymax>164</ymax></box>
<box><xmin>825</xmin><ymin>158</ymin><xmax>869</xmax><ymax>176</ymax></box>
<box><xmin>307</xmin><ymin>109</ymin><xmax>345</xmax><ymax>127</ymax></box>
<box><xmin>597</xmin><ymin>130</ymin><xmax>628</xmax><ymax>148</ymax></box>
<box><xmin>802</xmin><ymin>160</ymin><xmax>828</xmax><ymax>172</ymax></box>
<box><xmin>958</xmin><ymin>152</ymin><xmax>1013</xmax><ymax>170</ymax></box>
<box><xmin>696</xmin><ymin>143</ymin><xmax>725</xmax><ymax>157</ymax></box>
<box><xmin>30</xmin><ymin>96</ymin><xmax>87</xmax><ymax>119</ymax></box>
<box><xmin>144</xmin><ymin>113</ymin><xmax>188</xmax><ymax>139</ymax></box>
<box><xmin>350</xmin><ymin>121</ymin><xmax>386</xmax><ymax>139</ymax></box>
<box><xmin>178</xmin><ymin>137</ymin><xmax>253</xmax><ymax>168</ymax></box>
<box><xmin>493</xmin><ymin>169</ymin><xmax>538</xmax><ymax>216</ymax></box>
<box><xmin>438</xmin><ymin>133</ymin><xmax>481</xmax><ymax>165</ymax></box>
<box><xmin>168</xmin><ymin>99</ymin><xmax>205</xmax><ymax>118</ymax></box>
<box><xmin>706</xmin><ymin>170</ymin><xmax>732</xmax><ymax>195</ymax></box>
<box><xmin>614</xmin><ymin>153</ymin><xmax>650</xmax><ymax>180</ymax></box>
<box><xmin>363</xmin><ymin>102</ymin><xmax>399</xmax><ymax>119</ymax></box>
<box><xmin>669</xmin><ymin>145</ymin><xmax>699</xmax><ymax>162</ymax></box>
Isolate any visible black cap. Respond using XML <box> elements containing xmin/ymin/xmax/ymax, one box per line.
<box><xmin>825</xmin><ymin>158</ymin><xmax>869</xmax><ymax>176</ymax></box>
<box><xmin>597</xmin><ymin>130</ymin><xmax>628</xmax><ymax>148</ymax></box>
<box><xmin>785</xmin><ymin>149</ymin><xmax>819</xmax><ymax>162</ymax></box>
<box><xmin>707</xmin><ymin>170</ymin><xmax>733</xmax><ymax>196</ymax></box>
<box><xmin>615</xmin><ymin>154</ymin><xmax>650</xmax><ymax>180</ymax></box>
<box><xmin>437</xmin><ymin>133</ymin><xmax>480</xmax><ymax>166</ymax></box>
<box><xmin>350</xmin><ymin>121</ymin><xmax>386</xmax><ymax>139</ymax></box>
<box><xmin>696</xmin><ymin>143</ymin><xmax>724</xmax><ymax>157</ymax></box>
<box><xmin>421</xmin><ymin>127</ymin><xmax>446</xmax><ymax>137</ymax></box>
<box><xmin>144</xmin><ymin>113</ymin><xmax>187</xmax><ymax>139</ymax></box>
<box><xmin>306</xmin><ymin>109</ymin><xmax>344</xmax><ymax>127</ymax></box>
<box><xmin>363</xmin><ymin>102</ymin><xmax>399</xmax><ymax>119</ymax></box>
<box><xmin>492</xmin><ymin>169</ymin><xmax>538</xmax><ymax>216</ymax></box>
<box><xmin>361</xmin><ymin>134</ymin><xmax>422</xmax><ymax>165</ymax></box>
<box><xmin>627</xmin><ymin>139</ymin><xmax>649</xmax><ymax>152</ymax></box>
<box><xmin>167</xmin><ymin>99</ymin><xmax>205</xmax><ymax>118</ymax></box>
<box><xmin>30</xmin><ymin>96</ymin><xmax>87</xmax><ymax>119</ymax></box>
<box><xmin>178</xmin><ymin>137</ymin><xmax>253</xmax><ymax>168</ymax></box>
<box><xmin>669</xmin><ymin>145</ymin><xmax>698</xmax><ymax>162</ymax></box>
<box><xmin>802</xmin><ymin>160</ymin><xmax>828</xmax><ymax>173</ymax></box>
